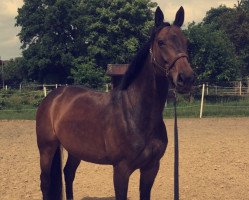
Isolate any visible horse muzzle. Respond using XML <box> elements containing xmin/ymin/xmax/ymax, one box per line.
<box><xmin>175</xmin><ymin>72</ymin><xmax>195</xmax><ymax>94</ymax></box>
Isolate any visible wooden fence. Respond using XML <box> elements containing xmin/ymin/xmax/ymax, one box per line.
<box><xmin>0</xmin><ymin>82</ymin><xmax>249</xmax><ymax>118</ymax></box>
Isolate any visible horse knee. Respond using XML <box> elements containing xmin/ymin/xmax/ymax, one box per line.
<box><xmin>63</xmin><ymin>157</ymin><xmax>80</xmax><ymax>183</ymax></box>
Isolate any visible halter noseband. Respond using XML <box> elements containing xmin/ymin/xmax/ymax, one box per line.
<box><xmin>150</xmin><ymin>48</ymin><xmax>189</xmax><ymax>76</ymax></box>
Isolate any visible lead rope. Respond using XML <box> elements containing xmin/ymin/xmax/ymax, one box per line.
<box><xmin>150</xmin><ymin>47</ymin><xmax>180</xmax><ymax>199</ymax></box>
<box><xmin>173</xmin><ymin>90</ymin><xmax>179</xmax><ymax>200</ymax></box>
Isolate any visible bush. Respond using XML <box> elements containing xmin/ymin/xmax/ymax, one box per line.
<box><xmin>0</xmin><ymin>89</ymin><xmax>44</xmax><ymax>110</ymax></box>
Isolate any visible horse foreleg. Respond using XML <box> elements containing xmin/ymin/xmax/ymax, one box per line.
<box><xmin>139</xmin><ymin>162</ymin><xmax>160</xmax><ymax>200</ymax></box>
<box><xmin>63</xmin><ymin>154</ymin><xmax>80</xmax><ymax>200</ymax></box>
<box><xmin>113</xmin><ymin>161</ymin><xmax>133</xmax><ymax>200</ymax></box>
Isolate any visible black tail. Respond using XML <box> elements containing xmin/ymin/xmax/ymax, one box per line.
<box><xmin>49</xmin><ymin>146</ymin><xmax>63</xmax><ymax>200</ymax></box>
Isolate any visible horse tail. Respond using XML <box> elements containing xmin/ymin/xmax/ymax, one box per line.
<box><xmin>49</xmin><ymin>146</ymin><xmax>63</xmax><ymax>200</ymax></box>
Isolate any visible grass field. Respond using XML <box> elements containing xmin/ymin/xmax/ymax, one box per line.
<box><xmin>0</xmin><ymin>89</ymin><xmax>40</xmax><ymax>120</ymax></box>
<box><xmin>164</xmin><ymin>97</ymin><xmax>249</xmax><ymax>118</ymax></box>
<box><xmin>0</xmin><ymin>109</ymin><xmax>36</xmax><ymax>120</ymax></box>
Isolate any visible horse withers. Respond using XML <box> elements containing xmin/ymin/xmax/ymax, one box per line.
<box><xmin>36</xmin><ymin>6</ymin><xmax>194</xmax><ymax>200</ymax></box>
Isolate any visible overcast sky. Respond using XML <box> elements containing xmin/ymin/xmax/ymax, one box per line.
<box><xmin>0</xmin><ymin>0</ymin><xmax>238</xmax><ymax>60</ymax></box>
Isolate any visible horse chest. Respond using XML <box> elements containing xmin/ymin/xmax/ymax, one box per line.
<box><xmin>128</xmin><ymin>137</ymin><xmax>167</xmax><ymax>169</ymax></box>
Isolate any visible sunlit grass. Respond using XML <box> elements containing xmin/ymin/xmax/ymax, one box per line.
<box><xmin>164</xmin><ymin>96</ymin><xmax>249</xmax><ymax>118</ymax></box>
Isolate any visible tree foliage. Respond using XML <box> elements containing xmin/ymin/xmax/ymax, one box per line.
<box><xmin>16</xmin><ymin>0</ymin><xmax>156</xmax><ymax>87</ymax></box>
<box><xmin>15</xmin><ymin>0</ymin><xmax>249</xmax><ymax>86</ymax></box>
<box><xmin>16</xmin><ymin>0</ymin><xmax>79</xmax><ymax>83</ymax></box>
<box><xmin>71</xmin><ymin>57</ymin><xmax>108</xmax><ymax>89</ymax></box>
<box><xmin>185</xmin><ymin>23</ymin><xmax>243</xmax><ymax>83</ymax></box>
<box><xmin>3</xmin><ymin>58</ymin><xmax>28</xmax><ymax>84</ymax></box>
<box><xmin>203</xmin><ymin>0</ymin><xmax>249</xmax><ymax>75</ymax></box>
<box><xmin>184</xmin><ymin>0</ymin><xmax>249</xmax><ymax>83</ymax></box>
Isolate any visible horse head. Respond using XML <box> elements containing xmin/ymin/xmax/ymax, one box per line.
<box><xmin>151</xmin><ymin>6</ymin><xmax>194</xmax><ymax>93</ymax></box>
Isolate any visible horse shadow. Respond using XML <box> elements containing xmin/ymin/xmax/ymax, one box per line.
<box><xmin>81</xmin><ymin>197</ymin><xmax>130</xmax><ymax>200</ymax></box>
<box><xmin>81</xmin><ymin>197</ymin><xmax>114</xmax><ymax>200</ymax></box>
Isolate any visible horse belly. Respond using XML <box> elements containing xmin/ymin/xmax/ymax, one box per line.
<box><xmin>56</xmin><ymin>122</ymin><xmax>112</xmax><ymax>165</ymax></box>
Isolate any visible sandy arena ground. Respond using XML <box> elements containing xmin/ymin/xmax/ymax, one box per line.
<box><xmin>0</xmin><ymin>118</ymin><xmax>249</xmax><ymax>200</ymax></box>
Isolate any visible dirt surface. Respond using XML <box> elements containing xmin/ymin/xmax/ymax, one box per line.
<box><xmin>0</xmin><ymin>118</ymin><xmax>249</xmax><ymax>200</ymax></box>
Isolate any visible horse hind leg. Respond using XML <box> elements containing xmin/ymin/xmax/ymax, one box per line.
<box><xmin>63</xmin><ymin>154</ymin><xmax>81</xmax><ymax>200</ymax></box>
<box><xmin>39</xmin><ymin>142</ymin><xmax>63</xmax><ymax>200</ymax></box>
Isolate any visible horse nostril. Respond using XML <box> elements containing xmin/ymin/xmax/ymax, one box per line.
<box><xmin>177</xmin><ymin>73</ymin><xmax>185</xmax><ymax>86</ymax></box>
<box><xmin>177</xmin><ymin>73</ymin><xmax>195</xmax><ymax>86</ymax></box>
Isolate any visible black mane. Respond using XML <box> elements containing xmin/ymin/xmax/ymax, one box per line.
<box><xmin>119</xmin><ymin>22</ymin><xmax>170</xmax><ymax>90</ymax></box>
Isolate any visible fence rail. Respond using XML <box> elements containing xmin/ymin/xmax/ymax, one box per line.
<box><xmin>2</xmin><ymin>82</ymin><xmax>249</xmax><ymax>95</ymax></box>
<box><xmin>0</xmin><ymin>82</ymin><xmax>249</xmax><ymax>119</ymax></box>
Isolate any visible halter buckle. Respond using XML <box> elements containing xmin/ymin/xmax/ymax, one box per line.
<box><xmin>165</xmin><ymin>68</ymin><xmax>169</xmax><ymax>76</ymax></box>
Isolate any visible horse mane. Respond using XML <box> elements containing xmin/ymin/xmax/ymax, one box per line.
<box><xmin>119</xmin><ymin>22</ymin><xmax>170</xmax><ymax>90</ymax></box>
<box><xmin>119</xmin><ymin>41</ymin><xmax>151</xmax><ymax>90</ymax></box>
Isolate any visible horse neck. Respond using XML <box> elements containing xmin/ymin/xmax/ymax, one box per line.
<box><xmin>125</xmin><ymin>56</ymin><xmax>169</xmax><ymax>121</ymax></box>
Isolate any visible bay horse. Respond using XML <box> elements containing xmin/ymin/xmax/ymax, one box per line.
<box><xmin>36</xmin><ymin>6</ymin><xmax>194</xmax><ymax>200</ymax></box>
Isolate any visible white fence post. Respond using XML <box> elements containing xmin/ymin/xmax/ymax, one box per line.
<box><xmin>200</xmin><ymin>84</ymin><xmax>205</xmax><ymax>118</ymax></box>
<box><xmin>56</xmin><ymin>84</ymin><xmax>58</xmax><ymax>89</ymax></box>
<box><xmin>5</xmin><ymin>85</ymin><xmax>7</xmax><ymax>91</ymax></box>
<box><xmin>43</xmin><ymin>85</ymin><xmax>47</xmax><ymax>97</ymax></box>
<box><xmin>239</xmin><ymin>81</ymin><xmax>242</xmax><ymax>96</ymax></box>
<box><xmin>247</xmin><ymin>77</ymin><xmax>249</xmax><ymax>94</ymax></box>
<box><xmin>19</xmin><ymin>84</ymin><xmax>22</xmax><ymax>92</ymax></box>
<box><xmin>105</xmin><ymin>84</ymin><xmax>109</xmax><ymax>92</ymax></box>
<box><xmin>206</xmin><ymin>83</ymin><xmax>209</xmax><ymax>95</ymax></box>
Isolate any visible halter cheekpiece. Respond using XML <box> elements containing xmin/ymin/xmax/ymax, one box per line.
<box><xmin>150</xmin><ymin>48</ymin><xmax>189</xmax><ymax>76</ymax></box>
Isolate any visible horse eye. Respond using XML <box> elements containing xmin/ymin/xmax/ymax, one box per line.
<box><xmin>158</xmin><ymin>40</ymin><xmax>164</xmax><ymax>47</ymax></box>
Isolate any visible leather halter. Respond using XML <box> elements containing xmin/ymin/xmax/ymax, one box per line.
<box><xmin>150</xmin><ymin>48</ymin><xmax>189</xmax><ymax>76</ymax></box>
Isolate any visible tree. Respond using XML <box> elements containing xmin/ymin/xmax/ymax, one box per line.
<box><xmin>3</xmin><ymin>58</ymin><xmax>28</xmax><ymax>84</ymax></box>
<box><xmin>16</xmin><ymin>0</ymin><xmax>79</xmax><ymax>83</ymax></box>
<box><xmin>16</xmin><ymin>0</ymin><xmax>157</xmax><ymax>87</ymax></box>
<box><xmin>71</xmin><ymin>57</ymin><xmax>108</xmax><ymax>89</ymax></box>
<box><xmin>185</xmin><ymin>23</ymin><xmax>243</xmax><ymax>84</ymax></box>
<box><xmin>71</xmin><ymin>0</ymin><xmax>156</xmax><ymax>88</ymax></box>
<box><xmin>203</xmin><ymin>5</ymin><xmax>233</xmax><ymax>25</ymax></box>
<box><xmin>203</xmin><ymin>0</ymin><xmax>249</xmax><ymax>76</ymax></box>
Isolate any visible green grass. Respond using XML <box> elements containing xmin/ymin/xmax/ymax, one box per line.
<box><xmin>0</xmin><ymin>89</ymin><xmax>42</xmax><ymax>120</ymax></box>
<box><xmin>164</xmin><ymin>104</ymin><xmax>200</xmax><ymax>118</ymax></box>
<box><xmin>0</xmin><ymin>109</ymin><xmax>36</xmax><ymax>120</ymax></box>
<box><xmin>164</xmin><ymin>96</ymin><xmax>249</xmax><ymax>118</ymax></box>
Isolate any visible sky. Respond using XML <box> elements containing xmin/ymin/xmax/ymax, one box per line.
<box><xmin>0</xmin><ymin>0</ymin><xmax>239</xmax><ymax>60</ymax></box>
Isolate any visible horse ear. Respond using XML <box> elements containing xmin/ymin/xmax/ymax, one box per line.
<box><xmin>173</xmin><ymin>6</ymin><xmax>184</xmax><ymax>27</ymax></box>
<box><xmin>155</xmin><ymin>6</ymin><xmax>164</xmax><ymax>27</ymax></box>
